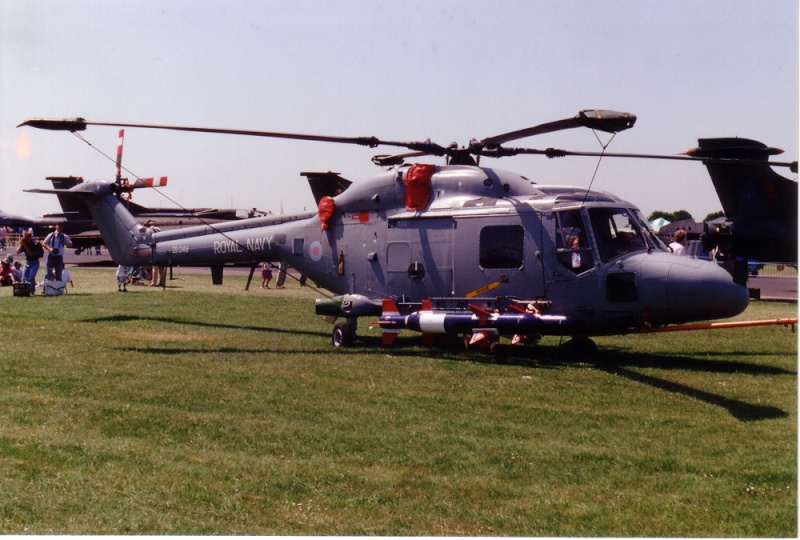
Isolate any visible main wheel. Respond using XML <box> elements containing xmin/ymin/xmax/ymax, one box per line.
<box><xmin>332</xmin><ymin>322</ymin><xmax>355</xmax><ymax>347</ymax></box>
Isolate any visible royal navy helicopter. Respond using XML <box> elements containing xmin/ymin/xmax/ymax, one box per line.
<box><xmin>18</xmin><ymin>111</ymin><xmax>797</xmax><ymax>351</ymax></box>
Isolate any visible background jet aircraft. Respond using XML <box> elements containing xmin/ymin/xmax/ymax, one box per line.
<box><xmin>653</xmin><ymin>138</ymin><xmax>798</xmax><ymax>285</ymax></box>
<box><xmin>693</xmin><ymin>138</ymin><xmax>797</xmax><ymax>265</ymax></box>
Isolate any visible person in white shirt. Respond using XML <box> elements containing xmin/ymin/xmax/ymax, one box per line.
<box><xmin>669</xmin><ymin>229</ymin><xmax>687</xmax><ymax>256</ymax></box>
<box><xmin>43</xmin><ymin>223</ymin><xmax>72</xmax><ymax>280</ymax></box>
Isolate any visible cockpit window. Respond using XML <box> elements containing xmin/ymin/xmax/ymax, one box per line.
<box><xmin>588</xmin><ymin>208</ymin><xmax>647</xmax><ymax>263</ymax></box>
<box><xmin>555</xmin><ymin>210</ymin><xmax>594</xmax><ymax>274</ymax></box>
<box><xmin>633</xmin><ymin>209</ymin><xmax>669</xmax><ymax>251</ymax></box>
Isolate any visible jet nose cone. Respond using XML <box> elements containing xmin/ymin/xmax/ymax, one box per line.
<box><xmin>667</xmin><ymin>258</ymin><xmax>749</xmax><ymax>322</ymax></box>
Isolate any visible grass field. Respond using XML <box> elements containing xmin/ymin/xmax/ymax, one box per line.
<box><xmin>0</xmin><ymin>266</ymin><xmax>796</xmax><ymax>535</ymax></box>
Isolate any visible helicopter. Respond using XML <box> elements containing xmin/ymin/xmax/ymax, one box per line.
<box><xmin>18</xmin><ymin>110</ymin><xmax>798</xmax><ymax>351</ymax></box>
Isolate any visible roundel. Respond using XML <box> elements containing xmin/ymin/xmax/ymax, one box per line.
<box><xmin>309</xmin><ymin>240</ymin><xmax>323</xmax><ymax>262</ymax></box>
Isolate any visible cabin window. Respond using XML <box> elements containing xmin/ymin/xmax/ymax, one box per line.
<box><xmin>555</xmin><ymin>210</ymin><xmax>594</xmax><ymax>274</ymax></box>
<box><xmin>588</xmin><ymin>208</ymin><xmax>647</xmax><ymax>263</ymax></box>
<box><xmin>479</xmin><ymin>225</ymin><xmax>524</xmax><ymax>269</ymax></box>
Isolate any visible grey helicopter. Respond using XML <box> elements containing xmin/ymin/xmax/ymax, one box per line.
<box><xmin>18</xmin><ymin>110</ymin><xmax>797</xmax><ymax>351</ymax></box>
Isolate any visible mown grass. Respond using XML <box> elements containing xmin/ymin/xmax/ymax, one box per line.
<box><xmin>0</xmin><ymin>267</ymin><xmax>796</xmax><ymax>535</ymax></box>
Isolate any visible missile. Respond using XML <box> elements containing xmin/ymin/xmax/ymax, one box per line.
<box><xmin>373</xmin><ymin>299</ymin><xmax>579</xmax><ymax>345</ymax></box>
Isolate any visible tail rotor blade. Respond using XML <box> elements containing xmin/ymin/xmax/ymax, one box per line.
<box><xmin>131</xmin><ymin>177</ymin><xmax>168</xmax><ymax>189</ymax></box>
<box><xmin>115</xmin><ymin>129</ymin><xmax>124</xmax><ymax>183</ymax></box>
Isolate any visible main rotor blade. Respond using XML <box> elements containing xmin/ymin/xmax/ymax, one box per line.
<box><xmin>18</xmin><ymin>117</ymin><xmax>453</xmax><ymax>155</ymax></box>
<box><xmin>19</xmin><ymin>118</ymin><xmax>383</xmax><ymax>147</ymax></box>
<box><xmin>19</xmin><ymin>112</ymin><xmax>636</xmax><ymax>158</ymax></box>
<box><xmin>481</xmin><ymin>110</ymin><xmax>637</xmax><ymax>147</ymax></box>
<box><xmin>504</xmin><ymin>147</ymin><xmax>798</xmax><ymax>171</ymax></box>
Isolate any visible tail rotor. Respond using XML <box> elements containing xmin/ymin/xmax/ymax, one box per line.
<box><xmin>111</xmin><ymin>128</ymin><xmax>168</xmax><ymax>200</ymax></box>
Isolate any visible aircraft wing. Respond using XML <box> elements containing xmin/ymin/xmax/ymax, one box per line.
<box><xmin>25</xmin><ymin>188</ymin><xmax>94</xmax><ymax>197</ymax></box>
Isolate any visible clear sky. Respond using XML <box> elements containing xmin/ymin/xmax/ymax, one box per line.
<box><xmin>1</xmin><ymin>0</ymin><xmax>797</xmax><ymax>221</ymax></box>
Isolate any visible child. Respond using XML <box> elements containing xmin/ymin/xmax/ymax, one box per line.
<box><xmin>11</xmin><ymin>261</ymin><xmax>23</xmax><ymax>283</ymax></box>
<box><xmin>260</xmin><ymin>262</ymin><xmax>273</xmax><ymax>289</ymax></box>
<box><xmin>116</xmin><ymin>265</ymin><xmax>128</xmax><ymax>292</ymax></box>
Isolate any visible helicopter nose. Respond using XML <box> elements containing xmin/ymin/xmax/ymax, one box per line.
<box><xmin>666</xmin><ymin>258</ymin><xmax>749</xmax><ymax>322</ymax></box>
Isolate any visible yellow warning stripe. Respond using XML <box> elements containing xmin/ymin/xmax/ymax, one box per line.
<box><xmin>465</xmin><ymin>281</ymin><xmax>500</xmax><ymax>298</ymax></box>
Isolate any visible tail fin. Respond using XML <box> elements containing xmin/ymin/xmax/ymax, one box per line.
<box><xmin>27</xmin><ymin>182</ymin><xmax>148</xmax><ymax>265</ymax></box>
<box><xmin>47</xmin><ymin>176</ymin><xmax>90</xmax><ymax>217</ymax></box>
<box><xmin>694</xmin><ymin>138</ymin><xmax>796</xmax><ymax>220</ymax></box>
<box><xmin>301</xmin><ymin>172</ymin><xmax>352</xmax><ymax>204</ymax></box>
<box><xmin>694</xmin><ymin>138</ymin><xmax>797</xmax><ymax>262</ymax></box>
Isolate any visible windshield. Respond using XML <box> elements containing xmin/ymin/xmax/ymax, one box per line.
<box><xmin>588</xmin><ymin>207</ymin><xmax>648</xmax><ymax>263</ymax></box>
<box><xmin>633</xmin><ymin>209</ymin><xmax>669</xmax><ymax>252</ymax></box>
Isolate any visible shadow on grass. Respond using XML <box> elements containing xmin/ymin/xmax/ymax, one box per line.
<box><xmin>600</xmin><ymin>364</ymin><xmax>789</xmax><ymax>422</ymax></box>
<box><xmin>362</xmin><ymin>335</ymin><xmax>794</xmax><ymax>422</ymax></box>
<box><xmin>590</xmin><ymin>348</ymin><xmax>793</xmax><ymax>422</ymax></box>
<box><xmin>87</xmin><ymin>314</ymin><xmax>793</xmax><ymax>422</ymax></box>
<box><xmin>83</xmin><ymin>314</ymin><xmax>329</xmax><ymax>339</ymax></box>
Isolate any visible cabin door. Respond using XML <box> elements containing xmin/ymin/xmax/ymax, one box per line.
<box><xmin>453</xmin><ymin>216</ymin><xmax>528</xmax><ymax>298</ymax></box>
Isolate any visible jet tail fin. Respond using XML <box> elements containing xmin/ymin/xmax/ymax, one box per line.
<box><xmin>301</xmin><ymin>172</ymin><xmax>352</xmax><ymax>204</ymax></box>
<box><xmin>693</xmin><ymin>138</ymin><xmax>797</xmax><ymax>222</ymax></box>
<box><xmin>693</xmin><ymin>138</ymin><xmax>797</xmax><ymax>262</ymax></box>
<box><xmin>47</xmin><ymin>176</ymin><xmax>89</xmax><ymax>216</ymax></box>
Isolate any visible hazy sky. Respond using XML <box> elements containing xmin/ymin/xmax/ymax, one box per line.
<box><xmin>1</xmin><ymin>0</ymin><xmax>797</xmax><ymax>221</ymax></box>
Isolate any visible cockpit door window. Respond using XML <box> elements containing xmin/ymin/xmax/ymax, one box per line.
<box><xmin>555</xmin><ymin>210</ymin><xmax>594</xmax><ymax>274</ymax></box>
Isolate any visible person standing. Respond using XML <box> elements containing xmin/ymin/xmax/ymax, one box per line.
<box><xmin>260</xmin><ymin>262</ymin><xmax>273</xmax><ymax>289</ymax></box>
<box><xmin>275</xmin><ymin>261</ymin><xmax>287</xmax><ymax>289</ymax></box>
<box><xmin>42</xmin><ymin>223</ymin><xmax>72</xmax><ymax>281</ymax></box>
<box><xmin>116</xmin><ymin>265</ymin><xmax>129</xmax><ymax>292</ymax></box>
<box><xmin>150</xmin><ymin>265</ymin><xmax>167</xmax><ymax>287</ymax></box>
<box><xmin>669</xmin><ymin>229</ymin><xmax>687</xmax><ymax>256</ymax></box>
<box><xmin>16</xmin><ymin>229</ymin><xmax>43</xmax><ymax>295</ymax></box>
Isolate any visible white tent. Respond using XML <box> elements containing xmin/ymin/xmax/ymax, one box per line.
<box><xmin>649</xmin><ymin>217</ymin><xmax>670</xmax><ymax>231</ymax></box>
